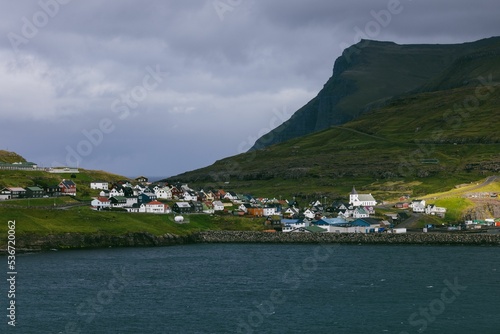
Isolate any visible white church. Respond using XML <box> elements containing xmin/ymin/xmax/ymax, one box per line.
<box><xmin>349</xmin><ymin>186</ymin><xmax>377</xmax><ymax>207</ymax></box>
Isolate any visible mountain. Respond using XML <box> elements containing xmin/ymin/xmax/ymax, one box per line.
<box><xmin>167</xmin><ymin>37</ymin><xmax>500</xmax><ymax>198</ymax></box>
<box><xmin>250</xmin><ymin>36</ymin><xmax>500</xmax><ymax>150</ymax></box>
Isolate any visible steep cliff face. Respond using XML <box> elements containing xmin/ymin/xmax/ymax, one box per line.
<box><xmin>250</xmin><ymin>37</ymin><xmax>500</xmax><ymax>150</ymax></box>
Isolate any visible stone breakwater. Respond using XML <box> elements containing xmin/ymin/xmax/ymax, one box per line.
<box><xmin>2</xmin><ymin>231</ymin><xmax>500</xmax><ymax>251</ymax></box>
<box><xmin>9</xmin><ymin>232</ymin><xmax>189</xmax><ymax>251</ymax></box>
<box><xmin>190</xmin><ymin>231</ymin><xmax>500</xmax><ymax>246</ymax></box>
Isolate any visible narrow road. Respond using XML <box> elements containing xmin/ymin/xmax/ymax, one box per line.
<box><xmin>425</xmin><ymin>175</ymin><xmax>498</xmax><ymax>200</ymax></box>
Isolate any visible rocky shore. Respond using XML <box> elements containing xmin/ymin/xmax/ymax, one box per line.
<box><xmin>2</xmin><ymin>231</ymin><xmax>500</xmax><ymax>252</ymax></box>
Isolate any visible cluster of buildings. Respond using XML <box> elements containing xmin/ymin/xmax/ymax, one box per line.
<box><xmin>394</xmin><ymin>199</ymin><xmax>447</xmax><ymax>217</ymax></box>
<box><xmin>0</xmin><ymin>179</ymin><xmax>76</xmax><ymax>200</ymax></box>
<box><xmin>90</xmin><ymin>178</ymin><xmax>284</xmax><ymax>215</ymax></box>
<box><xmin>280</xmin><ymin>188</ymin><xmax>390</xmax><ymax>234</ymax></box>
<box><xmin>90</xmin><ymin>180</ymin><xmax>398</xmax><ymax>233</ymax></box>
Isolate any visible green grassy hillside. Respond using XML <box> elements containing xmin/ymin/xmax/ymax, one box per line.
<box><xmin>0</xmin><ymin>206</ymin><xmax>264</xmax><ymax>246</ymax></box>
<box><xmin>168</xmin><ymin>84</ymin><xmax>499</xmax><ymax>200</ymax></box>
<box><xmin>0</xmin><ymin>152</ymin><xmax>131</xmax><ymax>199</ymax></box>
<box><xmin>0</xmin><ymin>150</ymin><xmax>26</xmax><ymax>164</ymax></box>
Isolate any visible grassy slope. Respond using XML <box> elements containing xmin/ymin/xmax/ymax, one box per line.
<box><xmin>169</xmin><ymin>84</ymin><xmax>499</xmax><ymax>200</ymax></box>
<box><xmin>0</xmin><ymin>206</ymin><xmax>264</xmax><ymax>245</ymax></box>
<box><xmin>0</xmin><ymin>167</ymin><xmax>130</xmax><ymax>199</ymax></box>
<box><xmin>0</xmin><ymin>150</ymin><xmax>26</xmax><ymax>164</ymax></box>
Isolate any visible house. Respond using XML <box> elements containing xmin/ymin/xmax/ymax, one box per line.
<box><xmin>282</xmin><ymin>219</ymin><xmax>310</xmax><ymax>232</ymax></box>
<box><xmin>125</xmin><ymin>204</ymin><xmax>141</xmax><ymax>213</ymax></box>
<box><xmin>283</xmin><ymin>207</ymin><xmax>300</xmax><ymax>219</ymax></box>
<box><xmin>99</xmin><ymin>190</ymin><xmax>110</xmax><ymax>197</ymax></box>
<box><xmin>170</xmin><ymin>186</ymin><xmax>183</xmax><ymax>199</ymax></box>
<box><xmin>122</xmin><ymin>186</ymin><xmax>134</xmax><ymax>197</ymax></box>
<box><xmin>238</xmin><ymin>203</ymin><xmax>253</xmax><ymax>213</ymax></box>
<box><xmin>126</xmin><ymin>197</ymin><xmax>138</xmax><ymax>207</ymax></box>
<box><xmin>25</xmin><ymin>186</ymin><xmax>44</xmax><ymax>198</ymax></box>
<box><xmin>183</xmin><ymin>190</ymin><xmax>198</xmax><ymax>201</ymax></box>
<box><xmin>212</xmin><ymin>200</ymin><xmax>225</xmax><ymax>211</ymax></box>
<box><xmin>155</xmin><ymin>187</ymin><xmax>172</xmax><ymax>200</ymax></box>
<box><xmin>144</xmin><ymin>200</ymin><xmax>168</xmax><ymax>214</ymax></box>
<box><xmin>0</xmin><ymin>188</ymin><xmax>13</xmax><ymax>200</ymax></box>
<box><xmin>2</xmin><ymin>187</ymin><xmax>27</xmax><ymax>199</ymax></box>
<box><xmin>109</xmin><ymin>187</ymin><xmax>125</xmax><ymax>198</ymax></box>
<box><xmin>59</xmin><ymin>180</ymin><xmax>76</xmax><ymax>196</ymax></box>
<box><xmin>330</xmin><ymin>200</ymin><xmax>349</xmax><ymax>212</ymax></box>
<box><xmin>202</xmin><ymin>202</ymin><xmax>214</xmax><ymax>214</ymax></box>
<box><xmin>224</xmin><ymin>191</ymin><xmax>239</xmax><ymax>202</ymax></box>
<box><xmin>133</xmin><ymin>184</ymin><xmax>145</xmax><ymax>196</ymax></box>
<box><xmin>411</xmin><ymin>200</ymin><xmax>426</xmax><ymax>213</ymax></box>
<box><xmin>173</xmin><ymin>202</ymin><xmax>192</xmax><ymax>213</ymax></box>
<box><xmin>349</xmin><ymin>187</ymin><xmax>376</xmax><ymax>207</ymax></box>
<box><xmin>190</xmin><ymin>201</ymin><xmax>204</xmax><ymax>213</ymax></box>
<box><xmin>303</xmin><ymin>209</ymin><xmax>315</xmax><ymax>219</ymax></box>
<box><xmin>138</xmin><ymin>193</ymin><xmax>157</xmax><ymax>204</ymax></box>
<box><xmin>109</xmin><ymin>196</ymin><xmax>127</xmax><ymax>208</ymax></box>
<box><xmin>425</xmin><ymin>205</ymin><xmax>446</xmax><ymax>217</ymax></box>
<box><xmin>394</xmin><ymin>202</ymin><xmax>410</xmax><ymax>209</ymax></box>
<box><xmin>90</xmin><ymin>181</ymin><xmax>109</xmax><ymax>190</ymax></box>
<box><xmin>352</xmin><ymin>207</ymin><xmax>370</xmax><ymax>218</ymax></box>
<box><xmin>135</xmin><ymin>176</ymin><xmax>149</xmax><ymax>183</ymax></box>
<box><xmin>202</xmin><ymin>190</ymin><xmax>216</xmax><ymax>202</ymax></box>
<box><xmin>247</xmin><ymin>207</ymin><xmax>264</xmax><ymax>217</ymax></box>
<box><xmin>44</xmin><ymin>185</ymin><xmax>61</xmax><ymax>197</ymax></box>
<box><xmin>91</xmin><ymin>197</ymin><xmax>111</xmax><ymax>211</ymax></box>
<box><xmin>263</xmin><ymin>206</ymin><xmax>277</xmax><ymax>216</ymax></box>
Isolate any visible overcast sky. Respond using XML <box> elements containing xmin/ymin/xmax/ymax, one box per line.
<box><xmin>1</xmin><ymin>0</ymin><xmax>499</xmax><ymax>178</ymax></box>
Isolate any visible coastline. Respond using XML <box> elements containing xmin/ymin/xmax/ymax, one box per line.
<box><xmin>2</xmin><ymin>231</ymin><xmax>500</xmax><ymax>252</ymax></box>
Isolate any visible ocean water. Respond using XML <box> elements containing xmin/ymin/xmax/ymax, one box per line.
<box><xmin>5</xmin><ymin>244</ymin><xmax>500</xmax><ymax>333</ymax></box>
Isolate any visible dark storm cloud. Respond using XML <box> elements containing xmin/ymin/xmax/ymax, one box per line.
<box><xmin>1</xmin><ymin>0</ymin><xmax>499</xmax><ymax>176</ymax></box>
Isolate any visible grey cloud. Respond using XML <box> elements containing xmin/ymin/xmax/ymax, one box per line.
<box><xmin>1</xmin><ymin>0</ymin><xmax>499</xmax><ymax>176</ymax></box>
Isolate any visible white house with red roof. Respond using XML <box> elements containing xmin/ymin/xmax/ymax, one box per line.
<box><xmin>91</xmin><ymin>197</ymin><xmax>111</xmax><ymax>210</ymax></box>
<box><xmin>139</xmin><ymin>200</ymin><xmax>170</xmax><ymax>214</ymax></box>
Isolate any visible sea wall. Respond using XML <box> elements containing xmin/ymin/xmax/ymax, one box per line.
<box><xmin>9</xmin><ymin>232</ymin><xmax>189</xmax><ymax>251</ymax></box>
<box><xmin>3</xmin><ymin>231</ymin><xmax>500</xmax><ymax>252</ymax></box>
<box><xmin>190</xmin><ymin>231</ymin><xmax>500</xmax><ymax>246</ymax></box>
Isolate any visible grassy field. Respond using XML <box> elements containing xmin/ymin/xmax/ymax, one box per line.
<box><xmin>0</xmin><ymin>206</ymin><xmax>265</xmax><ymax>242</ymax></box>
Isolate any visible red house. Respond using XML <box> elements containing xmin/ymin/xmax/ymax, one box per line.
<box><xmin>59</xmin><ymin>179</ymin><xmax>77</xmax><ymax>196</ymax></box>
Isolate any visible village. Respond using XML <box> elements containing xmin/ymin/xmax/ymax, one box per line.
<box><xmin>1</xmin><ymin>161</ymin><xmax>500</xmax><ymax>232</ymax></box>
<box><xmin>0</xmin><ymin>164</ymin><xmax>448</xmax><ymax>234</ymax></box>
<box><xmin>85</xmin><ymin>178</ymin><xmax>460</xmax><ymax>233</ymax></box>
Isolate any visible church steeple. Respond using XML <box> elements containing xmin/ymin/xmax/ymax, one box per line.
<box><xmin>349</xmin><ymin>186</ymin><xmax>358</xmax><ymax>205</ymax></box>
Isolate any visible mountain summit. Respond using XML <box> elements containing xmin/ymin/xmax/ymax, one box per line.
<box><xmin>250</xmin><ymin>37</ymin><xmax>500</xmax><ymax>151</ymax></box>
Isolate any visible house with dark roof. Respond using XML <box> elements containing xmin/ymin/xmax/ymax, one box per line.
<box><xmin>351</xmin><ymin>218</ymin><xmax>382</xmax><ymax>233</ymax></box>
<box><xmin>44</xmin><ymin>185</ymin><xmax>61</xmax><ymax>197</ymax></box>
<box><xmin>59</xmin><ymin>180</ymin><xmax>76</xmax><ymax>196</ymax></box>
<box><xmin>135</xmin><ymin>176</ymin><xmax>148</xmax><ymax>183</ymax></box>
<box><xmin>173</xmin><ymin>202</ymin><xmax>192</xmax><ymax>213</ymax></box>
<box><xmin>25</xmin><ymin>186</ymin><xmax>44</xmax><ymax>198</ymax></box>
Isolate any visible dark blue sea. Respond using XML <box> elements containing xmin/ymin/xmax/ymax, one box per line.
<box><xmin>4</xmin><ymin>244</ymin><xmax>500</xmax><ymax>333</ymax></box>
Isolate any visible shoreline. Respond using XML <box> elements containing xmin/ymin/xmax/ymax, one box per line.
<box><xmin>1</xmin><ymin>231</ymin><xmax>500</xmax><ymax>252</ymax></box>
